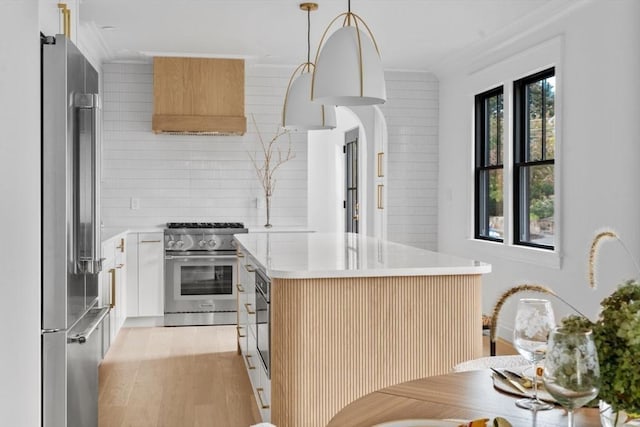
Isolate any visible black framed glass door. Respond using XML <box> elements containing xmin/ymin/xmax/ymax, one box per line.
<box><xmin>345</xmin><ymin>128</ymin><xmax>359</xmax><ymax>233</ymax></box>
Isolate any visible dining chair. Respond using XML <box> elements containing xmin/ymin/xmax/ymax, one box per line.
<box><xmin>453</xmin><ymin>284</ymin><xmax>557</xmax><ymax>372</ymax></box>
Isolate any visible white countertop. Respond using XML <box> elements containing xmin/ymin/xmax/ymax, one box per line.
<box><xmin>234</xmin><ymin>232</ymin><xmax>491</xmax><ymax>279</ymax></box>
<box><xmin>101</xmin><ymin>227</ymin><xmax>164</xmax><ymax>242</ymax></box>
<box><xmin>101</xmin><ymin>225</ymin><xmax>310</xmax><ymax>242</ymax></box>
<box><xmin>246</xmin><ymin>226</ymin><xmax>314</xmax><ymax>233</ymax></box>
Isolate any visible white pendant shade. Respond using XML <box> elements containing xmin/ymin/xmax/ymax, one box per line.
<box><xmin>313</xmin><ymin>26</ymin><xmax>386</xmax><ymax>106</ymax></box>
<box><xmin>283</xmin><ymin>71</ymin><xmax>336</xmax><ymax>131</ymax></box>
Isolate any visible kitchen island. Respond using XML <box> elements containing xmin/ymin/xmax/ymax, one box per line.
<box><xmin>234</xmin><ymin>232</ymin><xmax>491</xmax><ymax>427</ymax></box>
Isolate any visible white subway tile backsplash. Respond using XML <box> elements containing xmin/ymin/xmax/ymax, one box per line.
<box><xmin>381</xmin><ymin>72</ymin><xmax>439</xmax><ymax>250</ymax></box>
<box><xmin>101</xmin><ymin>62</ymin><xmax>307</xmax><ymax>228</ymax></box>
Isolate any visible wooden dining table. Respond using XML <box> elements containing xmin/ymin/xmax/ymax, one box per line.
<box><xmin>327</xmin><ymin>369</ymin><xmax>600</xmax><ymax>427</ymax></box>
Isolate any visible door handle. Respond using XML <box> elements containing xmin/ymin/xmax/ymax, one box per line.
<box><xmin>74</xmin><ymin>93</ymin><xmax>102</xmax><ymax>274</ymax></box>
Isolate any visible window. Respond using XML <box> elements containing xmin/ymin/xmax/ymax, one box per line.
<box><xmin>514</xmin><ymin>68</ymin><xmax>555</xmax><ymax>249</ymax></box>
<box><xmin>474</xmin><ymin>87</ymin><xmax>504</xmax><ymax>242</ymax></box>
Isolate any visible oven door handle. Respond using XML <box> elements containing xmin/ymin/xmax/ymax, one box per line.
<box><xmin>164</xmin><ymin>255</ymin><xmax>238</xmax><ymax>261</ymax></box>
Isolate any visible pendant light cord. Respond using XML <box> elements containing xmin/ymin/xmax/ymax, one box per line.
<box><xmin>307</xmin><ymin>6</ymin><xmax>311</xmax><ymax>70</ymax></box>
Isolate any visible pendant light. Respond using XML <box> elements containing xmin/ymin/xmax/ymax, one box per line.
<box><xmin>311</xmin><ymin>0</ymin><xmax>386</xmax><ymax>106</ymax></box>
<box><xmin>282</xmin><ymin>3</ymin><xmax>336</xmax><ymax>131</ymax></box>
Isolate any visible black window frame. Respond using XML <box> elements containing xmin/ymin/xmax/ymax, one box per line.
<box><xmin>513</xmin><ymin>67</ymin><xmax>555</xmax><ymax>250</ymax></box>
<box><xmin>474</xmin><ymin>86</ymin><xmax>504</xmax><ymax>242</ymax></box>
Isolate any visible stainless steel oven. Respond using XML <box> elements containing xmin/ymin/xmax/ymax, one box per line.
<box><xmin>255</xmin><ymin>268</ymin><xmax>270</xmax><ymax>378</ymax></box>
<box><xmin>163</xmin><ymin>222</ymin><xmax>248</xmax><ymax>326</ymax></box>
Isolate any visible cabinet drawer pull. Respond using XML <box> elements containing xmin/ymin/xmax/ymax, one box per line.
<box><xmin>244</xmin><ymin>303</ymin><xmax>255</xmax><ymax>315</ymax></box>
<box><xmin>236</xmin><ymin>326</ymin><xmax>246</xmax><ymax>338</ymax></box>
<box><xmin>237</xmin><ymin>252</ymin><xmax>245</xmax><ymax>258</ymax></box>
<box><xmin>244</xmin><ymin>264</ymin><xmax>256</xmax><ymax>273</ymax></box>
<box><xmin>116</xmin><ymin>263</ymin><xmax>124</xmax><ymax>269</ymax></box>
<box><xmin>116</xmin><ymin>238</ymin><xmax>125</xmax><ymax>252</ymax></box>
<box><xmin>245</xmin><ymin>354</ymin><xmax>256</xmax><ymax>370</ymax></box>
<box><xmin>236</xmin><ymin>283</ymin><xmax>245</xmax><ymax>293</ymax></box>
<box><xmin>377</xmin><ymin>184</ymin><xmax>384</xmax><ymax>209</ymax></box>
<box><xmin>109</xmin><ymin>268</ymin><xmax>116</xmax><ymax>309</ymax></box>
<box><xmin>256</xmin><ymin>388</ymin><xmax>270</xmax><ymax>409</ymax></box>
<box><xmin>140</xmin><ymin>240</ymin><xmax>161</xmax><ymax>243</ymax></box>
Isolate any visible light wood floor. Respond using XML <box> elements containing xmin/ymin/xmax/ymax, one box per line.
<box><xmin>98</xmin><ymin>326</ymin><xmax>261</xmax><ymax>427</ymax></box>
<box><xmin>490</xmin><ymin>336</ymin><xmax>519</xmax><ymax>355</ymax></box>
<box><xmin>99</xmin><ymin>326</ymin><xmax>515</xmax><ymax>427</ymax></box>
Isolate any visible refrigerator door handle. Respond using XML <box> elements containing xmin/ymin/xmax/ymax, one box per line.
<box><xmin>68</xmin><ymin>307</ymin><xmax>109</xmax><ymax>344</ymax></box>
<box><xmin>74</xmin><ymin>93</ymin><xmax>102</xmax><ymax>274</ymax></box>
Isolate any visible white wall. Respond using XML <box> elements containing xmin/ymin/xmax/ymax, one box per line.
<box><xmin>380</xmin><ymin>71</ymin><xmax>439</xmax><ymax>250</ymax></box>
<box><xmin>438</xmin><ymin>0</ymin><xmax>640</xmax><ymax>338</ymax></box>
<box><xmin>0</xmin><ymin>1</ymin><xmax>41</xmax><ymax>425</ymax></box>
<box><xmin>100</xmin><ymin>63</ymin><xmax>308</xmax><ymax>231</ymax></box>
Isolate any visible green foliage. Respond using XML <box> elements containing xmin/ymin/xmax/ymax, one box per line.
<box><xmin>530</xmin><ymin>197</ymin><xmax>554</xmax><ymax>220</ymax></box>
<box><xmin>561</xmin><ymin>281</ymin><xmax>640</xmax><ymax>414</ymax></box>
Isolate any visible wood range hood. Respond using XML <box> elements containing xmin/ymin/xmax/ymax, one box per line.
<box><xmin>152</xmin><ymin>57</ymin><xmax>246</xmax><ymax>135</ymax></box>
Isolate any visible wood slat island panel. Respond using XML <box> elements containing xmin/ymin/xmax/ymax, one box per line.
<box><xmin>270</xmin><ymin>274</ymin><xmax>483</xmax><ymax>427</ymax></box>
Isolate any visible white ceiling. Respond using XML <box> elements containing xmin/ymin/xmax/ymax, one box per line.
<box><xmin>80</xmin><ymin>0</ymin><xmax>559</xmax><ymax>71</ymax></box>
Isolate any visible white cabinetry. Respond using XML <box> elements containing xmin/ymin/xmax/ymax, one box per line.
<box><xmin>126</xmin><ymin>232</ymin><xmax>164</xmax><ymax>318</ymax></box>
<box><xmin>99</xmin><ymin>245</ymin><xmax>114</xmax><ymax>358</ymax></box>
<box><xmin>100</xmin><ymin>234</ymin><xmax>127</xmax><ymax>349</ymax></box>
<box><xmin>236</xmin><ymin>248</ymin><xmax>270</xmax><ymax>422</ymax></box>
<box><xmin>138</xmin><ymin>233</ymin><xmax>164</xmax><ymax>316</ymax></box>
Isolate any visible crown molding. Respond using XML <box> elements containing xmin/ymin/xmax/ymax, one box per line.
<box><xmin>430</xmin><ymin>0</ymin><xmax>590</xmax><ymax>78</ymax></box>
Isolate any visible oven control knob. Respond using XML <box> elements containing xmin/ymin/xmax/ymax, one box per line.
<box><xmin>176</xmin><ymin>240</ymin><xmax>184</xmax><ymax>248</ymax></box>
<box><xmin>207</xmin><ymin>239</ymin><xmax>217</xmax><ymax>248</ymax></box>
<box><xmin>167</xmin><ymin>240</ymin><xmax>176</xmax><ymax>248</ymax></box>
<box><xmin>199</xmin><ymin>240</ymin><xmax>207</xmax><ymax>248</ymax></box>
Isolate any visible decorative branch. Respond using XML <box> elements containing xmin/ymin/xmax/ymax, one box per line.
<box><xmin>247</xmin><ymin>114</ymin><xmax>295</xmax><ymax>226</ymax></box>
<box><xmin>587</xmin><ymin>228</ymin><xmax>640</xmax><ymax>289</ymax></box>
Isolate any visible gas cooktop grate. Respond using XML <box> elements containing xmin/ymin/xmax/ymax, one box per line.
<box><xmin>166</xmin><ymin>222</ymin><xmax>245</xmax><ymax>229</ymax></box>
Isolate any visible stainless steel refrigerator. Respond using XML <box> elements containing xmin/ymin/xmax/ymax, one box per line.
<box><xmin>41</xmin><ymin>34</ymin><xmax>108</xmax><ymax>427</ymax></box>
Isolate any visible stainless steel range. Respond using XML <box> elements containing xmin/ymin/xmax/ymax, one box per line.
<box><xmin>164</xmin><ymin>222</ymin><xmax>248</xmax><ymax>326</ymax></box>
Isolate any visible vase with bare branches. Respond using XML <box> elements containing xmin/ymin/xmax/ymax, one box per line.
<box><xmin>248</xmin><ymin>115</ymin><xmax>295</xmax><ymax>228</ymax></box>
